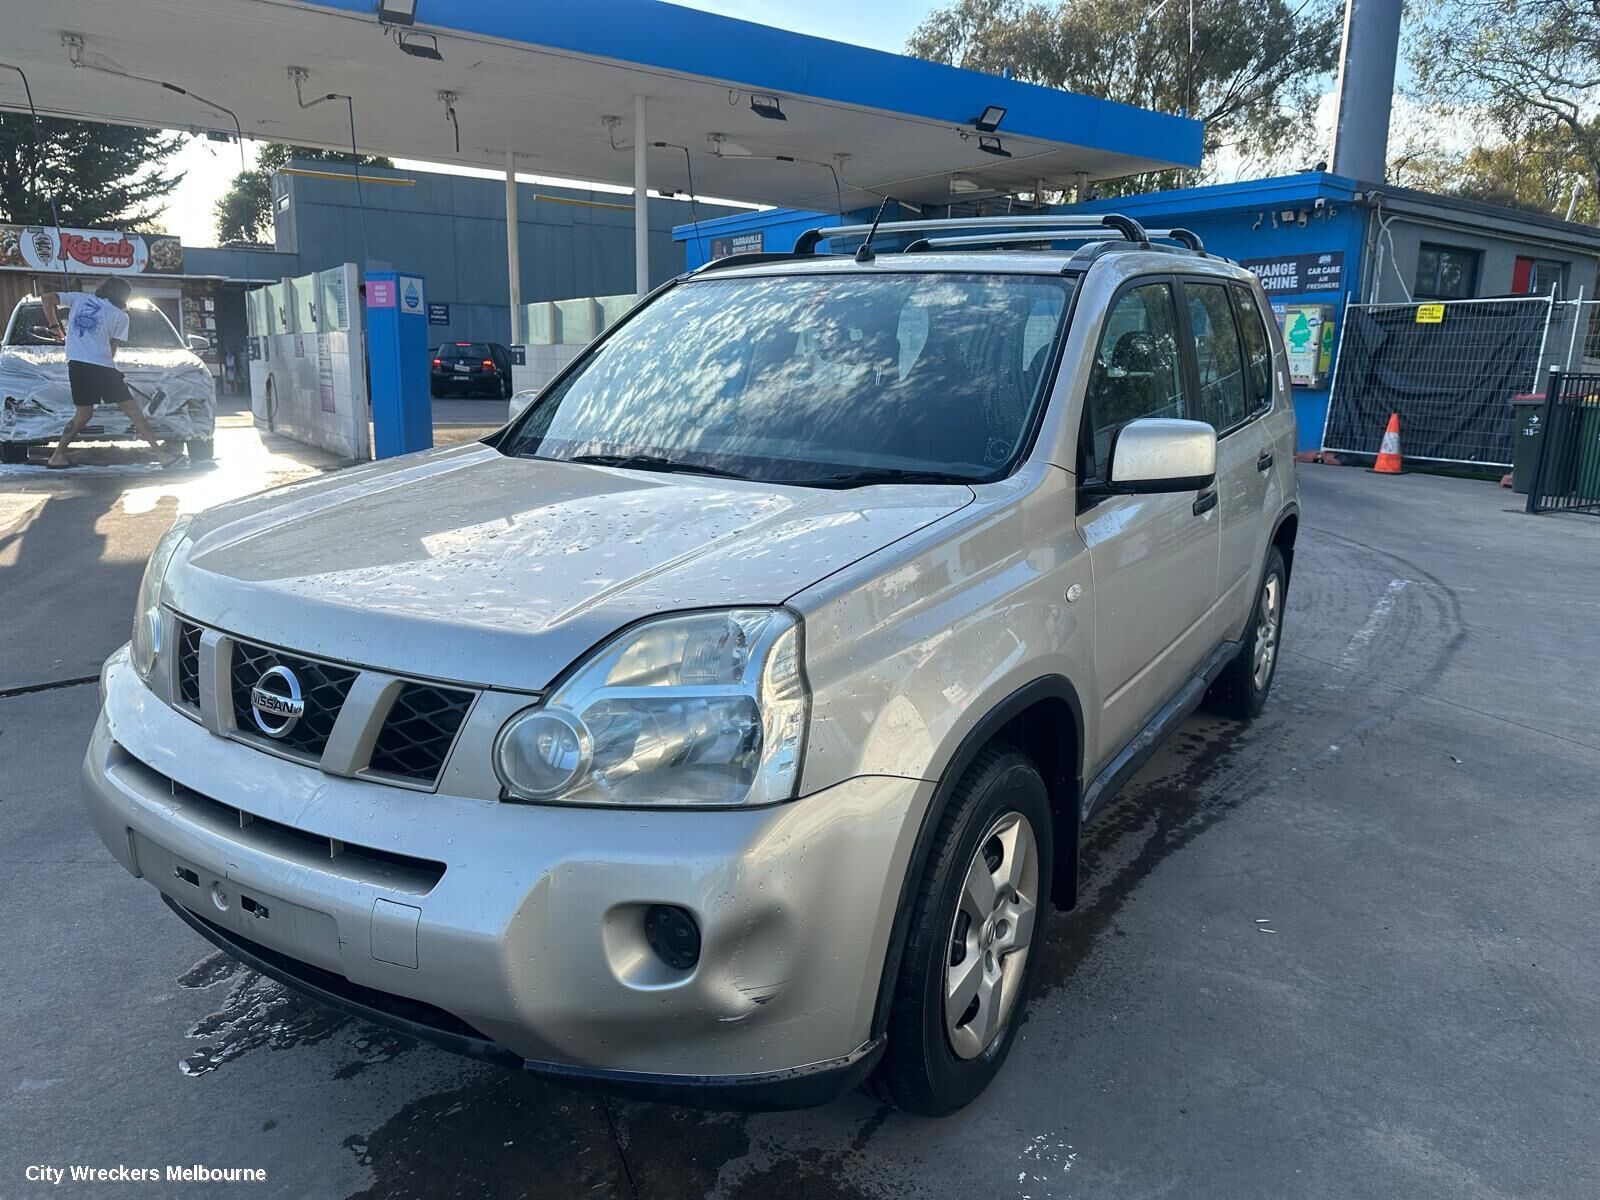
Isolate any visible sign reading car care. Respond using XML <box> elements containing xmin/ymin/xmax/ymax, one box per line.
<box><xmin>1240</xmin><ymin>251</ymin><xmax>1344</xmax><ymax>295</ymax></box>
<box><xmin>1415</xmin><ymin>303</ymin><xmax>1446</xmax><ymax>324</ymax></box>
<box><xmin>427</xmin><ymin>302</ymin><xmax>450</xmax><ymax>325</ymax></box>
<box><xmin>399</xmin><ymin>276</ymin><xmax>425</xmax><ymax>316</ymax></box>
<box><xmin>0</xmin><ymin>223</ymin><xmax>183</xmax><ymax>276</ymax></box>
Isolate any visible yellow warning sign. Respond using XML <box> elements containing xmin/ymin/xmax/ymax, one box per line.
<box><xmin>1415</xmin><ymin>303</ymin><xmax>1445</xmax><ymax>324</ymax></box>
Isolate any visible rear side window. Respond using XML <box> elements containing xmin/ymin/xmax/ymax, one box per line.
<box><xmin>1231</xmin><ymin>285</ymin><xmax>1273</xmax><ymax>411</ymax></box>
<box><xmin>1082</xmin><ymin>281</ymin><xmax>1186</xmax><ymax>479</ymax></box>
<box><xmin>1185</xmin><ymin>282</ymin><xmax>1249</xmax><ymax>433</ymax></box>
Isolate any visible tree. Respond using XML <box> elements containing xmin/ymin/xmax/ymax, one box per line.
<box><xmin>0</xmin><ymin>114</ymin><xmax>184</xmax><ymax>229</ymax></box>
<box><xmin>1390</xmin><ymin>131</ymin><xmax>1596</xmax><ymax>224</ymax></box>
<box><xmin>1411</xmin><ymin>0</ymin><xmax>1600</xmax><ymax>225</ymax></box>
<box><xmin>906</xmin><ymin>0</ymin><xmax>1341</xmax><ymax>192</ymax></box>
<box><xmin>215</xmin><ymin>143</ymin><xmax>392</xmax><ymax>244</ymax></box>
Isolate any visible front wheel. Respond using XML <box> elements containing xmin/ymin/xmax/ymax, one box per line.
<box><xmin>0</xmin><ymin>441</ymin><xmax>28</xmax><ymax>464</ymax></box>
<box><xmin>874</xmin><ymin>746</ymin><xmax>1052</xmax><ymax>1116</ymax></box>
<box><xmin>1205</xmin><ymin>545</ymin><xmax>1286</xmax><ymax>719</ymax></box>
<box><xmin>186</xmin><ymin>438</ymin><xmax>214</xmax><ymax>463</ymax></box>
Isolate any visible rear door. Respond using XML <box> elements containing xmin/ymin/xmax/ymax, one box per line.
<box><xmin>1077</xmin><ymin>277</ymin><xmax>1222</xmax><ymax>770</ymax></box>
<box><xmin>1180</xmin><ymin>278</ymin><xmax>1273</xmax><ymax>638</ymax></box>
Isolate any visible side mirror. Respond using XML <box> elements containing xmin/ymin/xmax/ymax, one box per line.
<box><xmin>1108</xmin><ymin>418</ymin><xmax>1216</xmax><ymax>492</ymax></box>
<box><xmin>187</xmin><ymin>334</ymin><xmax>211</xmax><ymax>353</ymax></box>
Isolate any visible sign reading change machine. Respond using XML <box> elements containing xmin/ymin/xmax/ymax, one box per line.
<box><xmin>1240</xmin><ymin>251</ymin><xmax>1344</xmax><ymax>295</ymax></box>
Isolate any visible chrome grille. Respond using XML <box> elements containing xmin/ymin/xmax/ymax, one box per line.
<box><xmin>367</xmin><ymin>683</ymin><xmax>475</xmax><ymax>784</ymax></box>
<box><xmin>168</xmin><ymin>616</ymin><xmax>486</xmax><ymax>790</ymax></box>
<box><xmin>229</xmin><ymin>640</ymin><xmax>358</xmax><ymax>759</ymax></box>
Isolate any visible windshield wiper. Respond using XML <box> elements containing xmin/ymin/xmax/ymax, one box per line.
<box><xmin>564</xmin><ymin>452</ymin><xmax>750</xmax><ymax>481</ymax></box>
<box><xmin>783</xmin><ymin>466</ymin><xmax>975</xmax><ymax>489</ymax></box>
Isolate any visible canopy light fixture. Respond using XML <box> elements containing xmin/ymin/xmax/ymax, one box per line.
<box><xmin>949</xmin><ymin>175</ymin><xmax>982</xmax><ymax>194</ymax></box>
<box><xmin>377</xmin><ymin>0</ymin><xmax>418</xmax><ymax>26</ymax></box>
<box><xmin>398</xmin><ymin>31</ymin><xmax>441</xmax><ymax>59</ymax></box>
<box><xmin>969</xmin><ymin>105</ymin><xmax>1007</xmax><ymax>132</ymax></box>
<box><xmin>977</xmin><ymin>135</ymin><xmax>1012</xmax><ymax>158</ymax></box>
<box><xmin>749</xmin><ymin>94</ymin><xmax>787</xmax><ymax>121</ymax></box>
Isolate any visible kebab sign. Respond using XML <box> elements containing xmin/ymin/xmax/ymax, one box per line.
<box><xmin>0</xmin><ymin>223</ymin><xmax>183</xmax><ymax>276</ymax></box>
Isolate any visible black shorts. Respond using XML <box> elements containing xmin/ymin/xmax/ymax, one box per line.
<box><xmin>68</xmin><ymin>360</ymin><xmax>131</xmax><ymax>408</ymax></box>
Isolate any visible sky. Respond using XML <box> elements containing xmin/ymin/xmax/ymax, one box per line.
<box><xmin>160</xmin><ymin>0</ymin><xmax>934</xmax><ymax>246</ymax></box>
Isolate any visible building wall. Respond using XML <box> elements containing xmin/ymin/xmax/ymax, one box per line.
<box><xmin>274</xmin><ymin>164</ymin><xmax>742</xmax><ymax>346</ymax></box>
<box><xmin>1363</xmin><ymin>212</ymin><xmax>1600</xmax><ymax>303</ymax></box>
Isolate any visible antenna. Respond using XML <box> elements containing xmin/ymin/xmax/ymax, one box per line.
<box><xmin>854</xmin><ymin>195</ymin><xmax>894</xmax><ymax>263</ymax></box>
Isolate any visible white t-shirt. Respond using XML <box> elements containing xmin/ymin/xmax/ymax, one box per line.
<box><xmin>57</xmin><ymin>292</ymin><xmax>130</xmax><ymax>368</ymax></box>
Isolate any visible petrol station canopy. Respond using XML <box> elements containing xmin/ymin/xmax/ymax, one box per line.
<box><xmin>3</xmin><ymin>0</ymin><xmax>1202</xmax><ymax>213</ymax></box>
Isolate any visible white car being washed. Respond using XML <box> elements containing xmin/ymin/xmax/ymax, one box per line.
<box><xmin>0</xmin><ymin>294</ymin><xmax>217</xmax><ymax>463</ymax></box>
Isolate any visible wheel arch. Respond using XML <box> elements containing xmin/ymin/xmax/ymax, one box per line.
<box><xmin>870</xmin><ymin>675</ymin><xmax>1085</xmax><ymax>1041</ymax></box>
<box><xmin>1270</xmin><ymin>502</ymin><xmax>1299</xmax><ymax>581</ymax></box>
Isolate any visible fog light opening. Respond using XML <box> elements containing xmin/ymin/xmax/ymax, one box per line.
<box><xmin>643</xmin><ymin>904</ymin><xmax>700</xmax><ymax>971</ymax></box>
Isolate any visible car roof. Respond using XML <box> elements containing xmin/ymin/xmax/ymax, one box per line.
<box><xmin>691</xmin><ymin>246</ymin><xmax>1254</xmax><ymax>285</ymax></box>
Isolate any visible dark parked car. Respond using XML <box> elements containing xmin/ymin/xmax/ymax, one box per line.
<box><xmin>431</xmin><ymin>342</ymin><xmax>513</xmax><ymax>398</ymax></box>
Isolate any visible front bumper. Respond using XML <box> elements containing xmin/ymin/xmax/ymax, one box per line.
<box><xmin>84</xmin><ymin>650</ymin><xmax>927</xmax><ymax>1102</ymax></box>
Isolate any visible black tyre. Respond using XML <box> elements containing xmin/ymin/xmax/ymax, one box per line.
<box><xmin>0</xmin><ymin>441</ymin><xmax>28</xmax><ymax>464</ymax></box>
<box><xmin>1205</xmin><ymin>545</ymin><xmax>1286</xmax><ymax>719</ymax></box>
<box><xmin>186</xmin><ymin>438</ymin><xmax>214</xmax><ymax>463</ymax></box>
<box><xmin>875</xmin><ymin>746</ymin><xmax>1053</xmax><ymax>1116</ymax></box>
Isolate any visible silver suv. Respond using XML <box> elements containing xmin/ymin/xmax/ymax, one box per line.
<box><xmin>84</xmin><ymin>215</ymin><xmax>1298</xmax><ymax>1115</ymax></box>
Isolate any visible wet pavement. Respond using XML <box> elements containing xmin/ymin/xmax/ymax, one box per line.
<box><xmin>3</xmin><ymin>453</ymin><xmax>1598</xmax><ymax>1198</ymax></box>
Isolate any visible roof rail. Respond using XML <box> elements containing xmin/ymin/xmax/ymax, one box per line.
<box><xmin>794</xmin><ymin>213</ymin><xmax>1151</xmax><ymax>254</ymax></box>
<box><xmin>689</xmin><ymin>250</ymin><xmax>808</xmax><ymax>275</ymax></box>
<box><xmin>901</xmin><ymin>226</ymin><xmax>1207</xmax><ymax>256</ymax></box>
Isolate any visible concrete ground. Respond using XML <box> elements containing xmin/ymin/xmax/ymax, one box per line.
<box><xmin>2</xmin><ymin>435</ymin><xmax>1598</xmax><ymax>1199</ymax></box>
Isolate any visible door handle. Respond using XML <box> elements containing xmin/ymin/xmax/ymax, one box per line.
<box><xmin>1256</xmin><ymin>450</ymin><xmax>1274</xmax><ymax>472</ymax></box>
<box><xmin>1193</xmin><ymin>488</ymin><xmax>1218</xmax><ymax>516</ymax></box>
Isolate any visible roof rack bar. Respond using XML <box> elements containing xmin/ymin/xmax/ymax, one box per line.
<box><xmin>795</xmin><ymin>213</ymin><xmax>1149</xmax><ymax>253</ymax></box>
<box><xmin>901</xmin><ymin>227</ymin><xmax>1204</xmax><ymax>254</ymax></box>
<box><xmin>904</xmin><ymin>232</ymin><xmax>1120</xmax><ymax>252</ymax></box>
<box><xmin>1165</xmin><ymin>227</ymin><xmax>1205</xmax><ymax>253</ymax></box>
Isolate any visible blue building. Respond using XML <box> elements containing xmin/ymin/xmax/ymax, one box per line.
<box><xmin>676</xmin><ymin>173</ymin><xmax>1600</xmax><ymax>451</ymax></box>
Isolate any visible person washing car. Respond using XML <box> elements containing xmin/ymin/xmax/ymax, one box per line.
<box><xmin>41</xmin><ymin>278</ymin><xmax>180</xmax><ymax>469</ymax></box>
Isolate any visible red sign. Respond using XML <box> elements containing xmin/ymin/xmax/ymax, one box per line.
<box><xmin>0</xmin><ymin>223</ymin><xmax>181</xmax><ymax>275</ymax></box>
<box><xmin>58</xmin><ymin>231</ymin><xmax>137</xmax><ymax>270</ymax></box>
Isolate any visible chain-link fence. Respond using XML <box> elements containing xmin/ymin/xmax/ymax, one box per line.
<box><xmin>1321</xmin><ymin>295</ymin><xmax>1554</xmax><ymax>468</ymax></box>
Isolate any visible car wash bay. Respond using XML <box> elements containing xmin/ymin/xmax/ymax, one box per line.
<box><xmin>3</xmin><ymin>425</ymin><xmax>1598</xmax><ymax>1196</ymax></box>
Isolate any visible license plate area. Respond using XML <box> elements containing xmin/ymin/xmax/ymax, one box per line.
<box><xmin>132</xmin><ymin>830</ymin><xmax>343</xmax><ymax>973</ymax></box>
<box><xmin>453</xmin><ymin>364</ymin><xmax>470</xmax><ymax>373</ymax></box>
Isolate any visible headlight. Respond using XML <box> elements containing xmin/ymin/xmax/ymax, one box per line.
<box><xmin>131</xmin><ymin>516</ymin><xmax>192</xmax><ymax>684</ymax></box>
<box><xmin>494</xmin><ymin>609</ymin><xmax>808</xmax><ymax>807</ymax></box>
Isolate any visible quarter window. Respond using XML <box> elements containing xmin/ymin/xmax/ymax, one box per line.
<box><xmin>1231</xmin><ymin>285</ymin><xmax>1273</xmax><ymax>412</ymax></box>
<box><xmin>1083</xmin><ymin>281</ymin><xmax>1186</xmax><ymax>479</ymax></box>
<box><xmin>1186</xmin><ymin>282</ymin><xmax>1249</xmax><ymax>433</ymax></box>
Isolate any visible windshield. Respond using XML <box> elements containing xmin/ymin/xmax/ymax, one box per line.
<box><xmin>6</xmin><ymin>299</ymin><xmax>185</xmax><ymax>349</ymax></box>
<box><xmin>500</xmin><ymin>272</ymin><xmax>1072</xmax><ymax>485</ymax></box>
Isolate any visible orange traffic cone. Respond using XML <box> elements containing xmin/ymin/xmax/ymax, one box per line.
<box><xmin>1372</xmin><ymin>412</ymin><xmax>1403</xmax><ymax>474</ymax></box>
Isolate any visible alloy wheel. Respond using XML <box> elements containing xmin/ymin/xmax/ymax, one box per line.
<box><xmin>1252</xmin><ymin>573</ymin><xmax>1281</xmax><ymax>691</ymax></box>
<box><xmin>945</xmin><ymin>810</ymin><xmax>1039</xmax><ymax>1060</ymax></box>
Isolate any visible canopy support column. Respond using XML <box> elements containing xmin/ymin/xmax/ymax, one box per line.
<box><xmin>634</xmin><ymin>95</ymin><xmax>649</xmax><ymax>302</ymax></box>
<box><xmin>505</xmin><ymin>150</ymin><xmax>522</xmax><ymax>344</ymax></box>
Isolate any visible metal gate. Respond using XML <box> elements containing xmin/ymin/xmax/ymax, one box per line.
<box><xmin>1526</xmin><ymin>371</ymin><xmax>1600</xmax><ymax>517</ymax></box>
<box><xmin>1321</xmin><ymin>295</ymin><xmax>1554</xmax><ymax>468</ymax></box>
